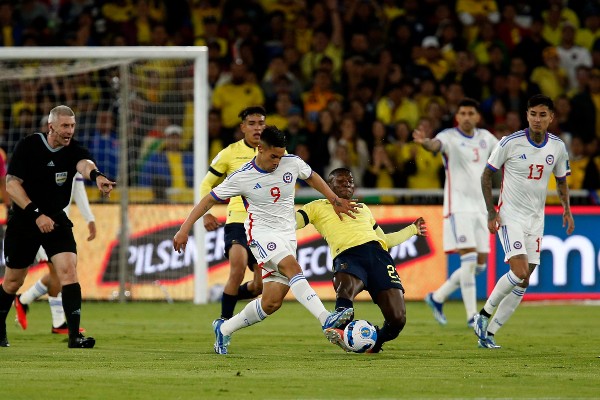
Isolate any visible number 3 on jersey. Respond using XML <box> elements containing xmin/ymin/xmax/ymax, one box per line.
<box><xmin>527</xmin><ymin>164</ymin><xmax>544</xmax><ymax>180</ymax></box>
<box><xmin>270</xmin><ymin>187</ymin><xmax>281</xmax><ymax>202</ymax></box>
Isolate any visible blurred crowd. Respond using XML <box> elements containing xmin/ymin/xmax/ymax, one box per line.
<box><xmin>2</xmin><ymin>0</ymin><xmax>600</xmax><ymax>200</ymax></box>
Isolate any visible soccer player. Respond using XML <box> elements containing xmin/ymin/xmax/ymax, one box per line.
<box><xmin>14</xmin><ymin>172</ymin><xmax>96</xmax><ymax>334</ymax></box>
<box><xmin>296</xmin><ymin>168</ymin><xmax>427</xmax><ymax>353</ymax></box>
<box><xmin>0</xmin><ymin>105</ymin><xmax>115</xmax><ymax>348</ymax></box>
<box><xmin>413</xmin><ymin>98</ymin><xmax>499</xmax><ymax>327</ymax></box>
<box><xmin>201</xmin><ymin>106</ymin><xmax>266</xmax><ymax>321</ymax></box>
<box><xmin>474</xmin><ymin>94</ymin><xmax>575</xmax><ymax>348</ymax></box>
<box><xmin>173</xmin><ymin>126</ymin><xmax>359</xmax><ymax>355</ymax></box>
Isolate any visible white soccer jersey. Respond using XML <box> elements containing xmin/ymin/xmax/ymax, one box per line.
<box><xmin>487</xmin><ymin>129</ymin><xmax>570</xmax><ymax>233</ymax></box>
<box><xmin>436</xmin><ymin>127</ymin><xmax>498</xmax><ymax>215</ymax></box>
<box><xmin>211</xmin><ymin>155</ymin><xmax>313</xmax><ymax>240</ymax></box>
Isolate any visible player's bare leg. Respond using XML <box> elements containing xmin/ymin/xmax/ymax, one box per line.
<box><xmin>370</xmin><ymin>289</ymin><xmax>407</xmax><ymax>353</ymax></box>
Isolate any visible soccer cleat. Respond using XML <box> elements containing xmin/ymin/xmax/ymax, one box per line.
<box><xmin>473</xmin><ymin>313</ymin><xmax>489</xmax><ymax>340</ymax></box>
<box><xmin>424</xmin><ymin>293</ymin><xmax>447</xmax><ymax>325</ymax></box>
<box><xmin>51</xmin><ymin>323</ymin><xmax>86</xmax><ymax>335</ymax></box>
<box><xmin>14</xmin><ymin>295</ymin><xmax>29</xmax><ymax>330</ymax></box>
<box><xmin>68</xmin><ymin>333</ymin><xmax>96</xmax><ymax>348</ymax></box>
<box><xmin>213</xmin><ymin>318</ymin><xmax>231</xmax><ymax>355</ymax></box>
<box><xmin>467</xmin><ymin>317</ymin><xmax>475</xmax><ymax>329</ymax></box>
<box><xmin>322</xmin><ymin>307</ymin><xmax>354</xmax><ymax>330</ymax></box>
<box><xmin>324</xmin><ymin>328</ymin><xmax>352</xmax><ymax>352</ymax></box>
<box><xmin>0</xmin><ymin>331</ymin><xmax>9</xmax><ymax>347</ymax></box>
<box><xmin>478</xmin><ymin>335</ymin><xmax>501</xmax><ymax>349</ymax></box>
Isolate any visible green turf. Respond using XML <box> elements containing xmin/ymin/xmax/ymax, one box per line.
<box><xmin>1</xmin><ymin>301</ymin><xmax>598</xmax><ymax>399</ymax></box>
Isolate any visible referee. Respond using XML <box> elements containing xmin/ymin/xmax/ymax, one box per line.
<box><xmin>0</xmin><ymin>105</ymin><xmax>115</xmax><ymax>348</ymax></box>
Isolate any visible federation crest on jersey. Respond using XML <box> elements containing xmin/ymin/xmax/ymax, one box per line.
<box><xmin>267</xmin><ymin>242</ymin><xmax>277</xmax><ymax>251</ymax></box>
<box><xmin>480</xmin><ymin>140</ymin><xmax>487</xmax><ymax>149</ymax></box>
<box><xmin>55</xmin><ymin>172</ymin><xmax>68</xmax><ymax>186</ymax></box>
<box><xmin>546</xmin><ymin>155</ymin><xmax>554</xmax><ymax>165</ymax></box>
<box><xmin>283</xmin><ymin>172</ymin><xmax>293</xmax><ymax>183</ymax></box>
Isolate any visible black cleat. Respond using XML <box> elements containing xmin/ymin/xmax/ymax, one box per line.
<box><xmin>0</xmin><ymin>332</ymin><xmax>9</xmax><ymax>347</ymax></box>
<box><xmin>68</xmin><ymin>333</ymin><xmax>96</xmax><ymax>348</ymax></box>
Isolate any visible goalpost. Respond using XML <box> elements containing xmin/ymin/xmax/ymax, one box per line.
<box><xmin>0</xmin><ymin>47</ymin><xmax>209</xmax><ymax>304</ymax></box>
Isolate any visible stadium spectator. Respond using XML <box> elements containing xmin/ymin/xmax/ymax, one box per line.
<box><xmin>300</xmin><ymin>5</ymin><xmax>343</xmax><ymax>85</ymax></box>
<box><xmin>496</xmin><ymin>3</ymin><xmax>528</xmax><ymax>52</ymax></box>
<box><xmin>416</xmin><ymin>36</ymin><xmax>449</xmax><ymax>82</ymax></box>
<box><xmin>327</xmin><ymin>114</ymin><xmax>369</xmax><ymax>187</ymax></box>
<box><xmin>557</xmin><ymin>23</ymin><xmax>593</xmax><ymax>92</ymax></box>
<box><xmin>261</xmin><ymin>55</ymin><xmax>303</xmax><ymax>107</ymax></box>
<box><xmin>211</xmin><ymin>60</ymin><xmax>265</xmax><ymax>133</ymax></box>
<box><xmin>302</xmin><ymin>69</ymin><xmax>342</xmax><ymax>132</ymax></box>
<box><xmin>569</xmin><ymin>68</ymin><xmax>599</xmax><ymax>143</ymax></box>
<box><xmin>405</xmin><ymin>117</ymin><xmax>444</xmax><ymax>190</ymax></box>
<box><xmin>415</xmin><ymin>98</ymin><xmax>498</xmax><ymax>328</ymax></box>
<box><xmin>513</xmin><ymin>17</ymin><xmax>552</xmax><ymax>71</ymax></box>
<box><xmin>576</xmin><ymin>13</ymin><xmax>600</xmax><ymax>51</ymax></box>
<box><xmin>0</xmin><ymin>1</ymin><xmax>23</xmax><ymax>46</ymax></box>
<box><xmin>530</xmin><ymin>46</ymin><xmax>568</xmax><ymax>100</ymax></box>
<box><xmin>283</xmin><ymin>106</ymin><xmax>308</xmax><ymax>154</ymax></box>
<box><xmin>139</xmin><ymin>124</ymin><xmax>192</xmax><ymax>200</ymax></box>
<box><xmin>85</xmin><ymin>110</ymin><xmax>119</xmax><ymax>182</ymax></box>
<box><xmin>375</xmin><ymin>83</ymin><xmax>419</xmax><ymax>130</ymax></box>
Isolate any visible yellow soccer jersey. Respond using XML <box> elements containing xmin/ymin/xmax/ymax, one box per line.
<box><xmin>200</xmin><ymin>139</ymin><xmax>257</xmax><ymax>224</ymax></box>
<box><xmin>299</xmin><ymin>199</ymin><xmax>386</xmax><ymax>259</ymax></box>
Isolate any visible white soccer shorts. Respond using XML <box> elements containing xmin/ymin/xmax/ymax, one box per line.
<box><xmin>443</xmin><ymin>212</ymin><xmax>490</xmax><ymax>253</ymax></box>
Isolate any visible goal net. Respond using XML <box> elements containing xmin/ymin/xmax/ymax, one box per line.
<box><xmin>0</xmin><ymin>47</ymin><xmax>209</xmax><ymax>303</ymax></box>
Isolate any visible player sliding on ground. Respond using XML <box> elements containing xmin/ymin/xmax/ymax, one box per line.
<box><xmin>173</xmin><ymin>126</ymin><xmax>360</xmax><ymax>355</ymax></box>
<box><xmin>296</xmin><ymin>168</ymin><xmax>426</xmax><ymax>353</ymax></box>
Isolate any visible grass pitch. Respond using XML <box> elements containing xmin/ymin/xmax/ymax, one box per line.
<box><xmin>1</xmin><ymin>300</ymin><xmax>598</xmax><ymax>399</ymax></box>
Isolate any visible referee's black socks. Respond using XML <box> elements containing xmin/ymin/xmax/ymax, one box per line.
<box><xmin>62</xmin><ymin>282</ymin><xmax>82</xmax><ymax>338</ymax></box>
<box><xmin>0</xmin><ymin>284</ymin><xmax>16</xmax><ymax>332</ymax></box>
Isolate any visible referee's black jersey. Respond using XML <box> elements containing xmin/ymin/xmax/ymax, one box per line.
<box><xmin>8</xmin><ymin>132</ymin><xmax>94</xmax><ymax>216</ymax></box>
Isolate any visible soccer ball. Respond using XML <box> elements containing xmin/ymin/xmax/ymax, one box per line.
<box><xmin>343</xmin><ymin>319</ymin><xmax>378</xmax><ymax>353</ymax></box>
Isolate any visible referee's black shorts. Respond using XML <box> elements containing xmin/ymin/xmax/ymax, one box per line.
<box><xmin>4</xmin><ymin>212</ymin><xmax>76</xmax><ymax>269</ymax></box>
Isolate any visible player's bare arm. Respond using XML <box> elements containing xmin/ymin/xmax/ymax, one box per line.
<box><xmin>173</xmin><ymin>194</ymin><xmax>219</xmax><ymax>253</ymax></box>
<box><xmin>481</xmin><ymin>167</ymin><xmax>500</xmax><ymax>233</ymax></box>
<box><xmin>412</xmin><ymin>128</ymin><xmax>441</xmax><ymax>153</ymax></box>
<box><xmin>305</xmin><ymin>173</ymin><xmax>360</xmax><ymax>220</ymax></box>
<box><xmin>6</xmin><ymin>173</ymin><xmax>56</xmax><ymax>233</ymax></box>
<box><xmin>77</xmin><ymin>159</ymin><xmax>115</xmax><ymax>197</ymax></box>
<box><xmin>556</xmin><ymin>179</ymin><xmax>575</xmax><ymax>235</ymax></box>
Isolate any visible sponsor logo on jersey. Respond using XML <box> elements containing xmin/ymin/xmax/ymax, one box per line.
<box><xmin>519</xmin><ymin>154</ymin><xmax>527</xmax><ymax>160</ymax></box>
<box><xmin>283</xmin><ymin>172</ymin><xmax>293</xmax><ymax>183</ymax></box>
<box><xmin>55</xmin><ymin>172</ymin><xmax>67</xmax><ymax>186</ymax></box>
<box><xmin>546</xmin><ymin>155</ymin><xmax>554</xmax><ymax>165</ymax></box>
<box><xmin>253</xmin><ymin>183</ymin><xmax>261</xmax><ymax>189</ymax></box>
<box><xmin>513</xmin><ymin>241</ymin><xmax>523</xmax><ymax>249</ymax></box>
<box><xmin>47</xmin><ymin>161</ymin><xmax>55</xmax><ymax>167</ymax></box>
